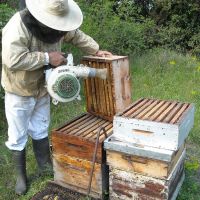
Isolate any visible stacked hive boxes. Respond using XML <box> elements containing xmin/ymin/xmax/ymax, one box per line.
<box><xmin>104</xmin><ymin>98</ymin><xmax>195</xmax><ymax>199</ymax></box>
<box><xmin>51</xmin><ymin>56</ymin><xmax>131</xmax><ymax>199</ymax></box>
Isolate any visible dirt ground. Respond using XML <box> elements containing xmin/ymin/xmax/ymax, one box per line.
<box><xmin>31</xmin><ymin>182</ymin><xmax>97</xmax><ymax>200</ymax></box>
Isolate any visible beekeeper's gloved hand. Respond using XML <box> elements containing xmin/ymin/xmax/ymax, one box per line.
<box><xmin>48</xmin><ymin>52</ymin><xmax>67</xmax><ymax>67</ymax></box>
<box><xmin>95</xmin><ymin>50</ymin><xmax>112</xmax><ymax>57</ymax></box>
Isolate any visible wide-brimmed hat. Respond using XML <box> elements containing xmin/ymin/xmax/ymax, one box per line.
<box><xmin>25</xmin><ymin>0</ymin><xmax>83</xmax><ymax>31</ymax></box>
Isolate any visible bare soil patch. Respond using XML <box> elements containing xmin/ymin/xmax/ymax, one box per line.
<box><xmin>31</xmin><ymin>182</ymin><xmax>98</xmax><ymax>200</ymax></box>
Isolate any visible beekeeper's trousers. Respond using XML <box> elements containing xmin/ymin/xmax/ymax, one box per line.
<box><xmin>4</xmin><ymin>92</ymin><xmax>50</xmax><ymax>151</ymax></box>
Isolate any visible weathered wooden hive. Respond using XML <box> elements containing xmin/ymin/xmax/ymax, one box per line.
<box><xmin>82</xmin><ymin>55</ymin><xmax>132</xmax><ymax>121</ymax></box>
<box><xmin>104</xmin><ymin>98</ymin><xmax>195</xmax><ymax>200</ymax></box>
<box><xmin>109</xmin><ymin>150</ymin><xmax>185</xmax><ymax>200</ymax></box>
<box><xmin>52</xmin><ymin>113</ymin><xmax>113</xmax><ymax>163</ymax></box>
<box><xmin>104</xmin><ymin>139</ymin><xmax>186</xmax><ymax>200</ymax></box>
<box><xmin>105</xmin><ymin>141</ymin><xmax>185</xmax><ymax>180</ymax></box>
<box><xmin>52</xmin><ymin>113</ymin><xmax>113</xmax><ymax>199</ymax></box>
<box><xmin>109</xmin><ymin>156</ymin><xmax>185</xmax><ymax>200</ymax></box>
<box><xmin>52</xmin><ymin>55</ymin><xmax>132</xmax><ymax>199</ymax></box>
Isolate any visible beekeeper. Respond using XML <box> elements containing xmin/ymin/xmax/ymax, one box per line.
<box><xmin>1</xmin><ymin>0</ymin><xmax>112</xmax><ymax>195</ymax></box>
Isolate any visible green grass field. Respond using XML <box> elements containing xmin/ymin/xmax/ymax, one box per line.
<box><xmin>0</xmin><ymin>48</ymin><xmax>200</xmax><ymax>200</ymax></box>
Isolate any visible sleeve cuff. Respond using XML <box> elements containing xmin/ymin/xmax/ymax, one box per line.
<box><xmin>44</xmin><ymin>52</ymin><xmax>49</xmax><ymax>65</ymax></box>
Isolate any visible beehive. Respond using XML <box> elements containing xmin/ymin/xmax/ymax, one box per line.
<box><xmin>109</xmin><ymin>149</ymin><xmax>185</xmax><ymax>200</ymax></box>
<box><xmin>113</xmin><ymin>98</ymin><xmax>195</xmax><ymax>150</ymax></box>
<box><xmin>82</xmin><ymin>55</ymin><xmax>131</xmax><ymax>121</ymax></box>
<box><xmin>52</xmin><ymin>113</ymin><xmax>113</xmax><ymax>163</ymax></box>
<box><xmin>53</xmin><ymin>154</ymin><xmax>109</xmax><ymax>199</ymax></box>
<box><xmin>51</xmin><ymin>113</ymin><xmax>113</xmax><ymax>199</ymax></box>
<box><xmin>105</xmin><ymin>142</ymin><xmax>185</xmax><ymax>179</ymax></box>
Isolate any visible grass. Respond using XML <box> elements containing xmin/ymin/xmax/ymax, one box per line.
<box><xmin>0</xmin><ymin>48</ymin><xmax>200</xmax><ymax>200</ymax></box>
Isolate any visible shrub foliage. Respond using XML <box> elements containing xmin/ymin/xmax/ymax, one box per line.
<box><xmin>76</xmin><ymin>0</ymin><xmax>200</xmax><ymax>55</ymax></box>
<box><xmin>0</xmin><ymin>0</ymin><xmax>199</xmax><ymax>56</ymax></box>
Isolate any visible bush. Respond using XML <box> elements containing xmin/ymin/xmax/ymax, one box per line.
<box><xmin>0</xmin><ymin>0</ymin><xmax>19</xmax><ymax>8</ymax></box>
<box><xmin>76</xmin><ymin>0</ymin><xmax>155</xmax><ymax>56</ymax></box>
<box><xmin>1</xmin><ymin>1</ymin><xmax>199</xmax><ymax>62</ymax></box>
<box><xmin>0</xmin><ymin>3</ymin><xmax>16</xmax><ymax>33</ymax></box>
<box><xmin>150</xmin><ymin>0</ymin><xmax>200</xmax><ymax>54</ymax></box>
<box><xmin>77</xmin><ymin>0</ymin><xmax>200</xmax><ymax>55</ymax></box>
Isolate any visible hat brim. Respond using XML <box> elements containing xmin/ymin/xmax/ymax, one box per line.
<box><xmin>25</xmin><ymin>0</ymin><xmax>83</xmax><ymax>31</ymax></box>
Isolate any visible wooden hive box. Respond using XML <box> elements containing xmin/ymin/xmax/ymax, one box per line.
<box><xmin>104</xmin><ymin>135</ymin><xmax>185</xmax><ymax>179</ymax></box>
<box><xmin>52</xmin><ymin>113</ymin><xmax>113</xmax><ymax>163</ymax></box>
<box><xmin>113</xmin><ymin>98</ymin><xmax>195</xmax><ymax>150</ymax></box>
<box><xmin>109</xmin><ymin>149</ymin><xmax>185</xmax><ymax>200</ymax></box>
<box><xmin>51</xmin><ymin>113</ymin><xmax>113</xmax><ymax>199</ymax></box>
<box><xmin>53</xmin><ymin>154</ymin><xmax>109</xmax><ymax>199</ymax></box>
<box><xmin>82</xmin><ymin>55</ymin><xmax>131</xmax><ymax>121</ymax></box>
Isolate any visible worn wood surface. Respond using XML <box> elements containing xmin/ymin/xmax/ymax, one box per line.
<box><xmin>53</xmin><ymin>154</ymin><xmax>109</xmax><ymax>199</ymax></box>
<box><xmin>114</xmin><ymin>98</ymin><xmax>195</xmax><ymax>150</ymax></box>
<box><xmin>110</xmin><ymin>173</ymin><xmax>185</xmax><ymax>200</ymax></box>
<box><xmin>106</xmin><ymin>144</ymin><xmax>185</xmax><ymax>179</ymax></box>
<box><xmin>109</xmin><ymin>149</ymin><xmax>185</xmax><ymax>200</ymax></box>
<box><xmin>82</xmin><ymin>55</ymin><xmax>128</xmax><ymax>61</ymax></box>
<box><xmin>119</xmin><ymin>98</ymin><xmax>192</xmax><ymax>124</ymax></box>
<box><xmin>51</xmin><ymin>113</ymin><xmax>113</xmax><ymax>163</ymax></box>
<box><xmin>82</xmin><ymin>56</ymin><xmax>131</xmax><ymax>121</ymax></box>
<box><xmin>104</xmin><ymin>137</ymin><xmax>178</xmax><ymax>162</ymax></box>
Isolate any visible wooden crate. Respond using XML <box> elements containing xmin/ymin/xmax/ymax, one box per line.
<box><xmin>106</xmin><ymin>144</ymin><xmax>185</xmax><ymax>179</ymax></box>
<box><xmin>109</xmin><ymin>149</ymin><xmax>185</xmax><ymax>200</ymax></box>
<box><xmin>82</xmin><ymin>55</ymin><xmax>131</xmax><ymax>121</ymax></box>
<box><xmin>113</xmin><ymin>98</ymin><xmax>195</xmax><ymax>150</ymax></box>
<box><xmin>51</xmin><ymin>113</ymin><xmax>113</xmax><ymax>164</ymax></box>
<box><xmin>53</xmin><ymin>154</ymin><xmax>109</xmax><ymax>199</ymax></box>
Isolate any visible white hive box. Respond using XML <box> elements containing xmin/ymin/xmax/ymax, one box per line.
<box><xmin>113</xmin><ymin>98</ymin><xmax>195</xmax><ymax>150</ymax></box>
<box><xmin>109</xmin><ymin>148</ymin><xmax>185</xmax><ymax>200</ymax></box>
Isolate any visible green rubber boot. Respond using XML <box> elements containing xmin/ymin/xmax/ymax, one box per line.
<box><xmin>32</xmin><ymin>137</ymin><xmax>52</xmax><ymax>176</ymax></box>
<box><xmin>12</xmin><ymin>149</ymin><xmax>27</xmax><ymax>195</ymax></box>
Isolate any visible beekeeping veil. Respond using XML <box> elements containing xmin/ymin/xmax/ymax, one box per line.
<box><xmin>20</xmin><ymin>0</ymin><xmax>83</xmax><ymax>43</ymax></box>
